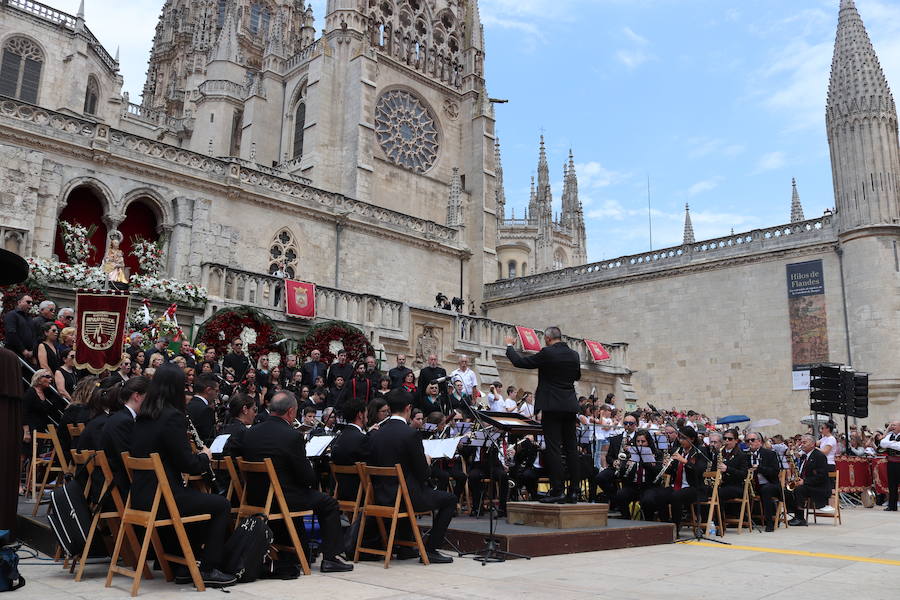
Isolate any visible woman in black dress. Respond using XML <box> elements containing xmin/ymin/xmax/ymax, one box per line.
<box><xmin>57</xmin><ymin>375</ymin><xmax>96</xmax><ymax>454</ymax></box>
<box><xmin>35</xmin><ymin>322</ymin><xmax>61</xmax><ymax>375</ymax></box>
<box><xmin>54</xmin><ymin>348</ymin><xmax>78</xmax><ymax>402</ymax></box>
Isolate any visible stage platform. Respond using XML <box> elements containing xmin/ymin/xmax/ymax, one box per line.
<box><xmin>441</xmin><ymin>513</ymin><xmax>674</xmax><ymax>558</ymax></box>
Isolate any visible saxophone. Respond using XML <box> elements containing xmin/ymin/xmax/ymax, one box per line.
<box><xmin>705</xmin><ymin>449</ymin><xmax>725</xmax><ymax>488</ymax></box>
<box><xmin>614</xmin><ymin>432</ymin><xmax>631</xmax><ymax>471</ymax></box>
<box><xmin>784</xmin><ymin>449</ymin><xmax>799</xmax><ymax>492</ymax></box>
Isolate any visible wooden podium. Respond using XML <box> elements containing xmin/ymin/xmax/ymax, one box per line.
<box><xmin>506</xmin><ymin>501</ymin><xmax>609</xmax><ymax>529</ymax></box>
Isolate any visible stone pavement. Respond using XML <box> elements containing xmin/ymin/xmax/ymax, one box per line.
<box><xmin>13</xmin><ymin>507</ymin><xmax>899</xmax><ymax>600</ymax></box>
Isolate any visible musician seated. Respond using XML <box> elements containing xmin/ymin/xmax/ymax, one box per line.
<box><xmin>237</xmin><ymin>390</ymin><xmax>353</xmax><ymax>572</ymax></box>
<box><xmin>219</xmin><ymin>393</ymin><xmax>257</xmax><ymax>454</ymax></box>
<box><xmin>310</xmin><ymin>406</ymin><xmax>337</xmax><ymax>437</ymax></box>
<box><xmin>187</xmin><ymin>375</ymin><xmax>218</xmax><ymax>447</ymax></box>
<box><xmin>717</xmin><ymin>428</ymin><xmax>749</xmax><ymax>503</ymax></box>
<box><xmin>640</xmin><ymin>426</ymin><xmax>708</xmax><ymax>532</ymax></box>
<box><xmin>410</xmin><ymin>408</ymin><xmax>425</xmax><ymax>432</ymax></box>
<box><xmin>613</xmin><ymin>429</ymin><xmax>661</xmax><ymax>519</ymax></box>
<box><xmin>786</xmin><ymin>434</ymin><xmax>831</xmax><ymax>527</ymax></box>
<box><xmin>300</xmin><ymin>406</ymin><xmax>318</xmax><ymax>429</ymax></box>
<box><xmin>467</xmin><ymin>434</ymin><xmax>509</xmax><ymax>518</ymax></box>
<box><xmin>77</xmin><ymin>377</ymin><xmax>121</xmax><ymax>451</ymax></box>
<box><xmin>745</xmin><ymin>432</ymin><xmax>782</xmax><ymax>532</ymax></box>
<box><xmin>130</xmin><ymin>365</ymin><xmax>236</xmax><ymax>587</ymax></box>
<box><xmin>368</xmin><ymin>390</ymin><xmax>456</xmax><ymax>563</ymax></box>
<box><xmin>330</xmin><ymin>398</ymin><xmax>371</xmax><ymax>501</ymax></box>
<box><xmin>366</xmin><ymin>399</ymin><xmax>390</xmax><ymax>431</ymax></box>
<box><xmin>508</xmin><ymin>435</ymin><xmax>543</xmax><ymax>501</ymax></box>
<box><xmin>99</xmin><ymin>376</ymin><xmax>150</xmax><ymax>497</ymax></box>
<box><xmin>595</xmin><ymin>413</ymin><xmax>638</xmax><ymax>506</ymax></box>
<box><xmin>427</xmin><ymin>412</ymin><xmax>468</xmax><ymax>503</ymax></box>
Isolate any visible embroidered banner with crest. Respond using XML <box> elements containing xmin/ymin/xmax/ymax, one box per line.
<box><xmin>74</xmin><ymin>289</ymin><xmax>130</xmax><ymax>373</ymax></box>
<box><xmin>285</xmin><ymin>279</ymin><xmax>316</xmax><ymax>319</ymax></box>
<box><xmin>515</xmin><ymin>326</ymin><xmax>542</xmax><ymax>352</ymax></box>
<box><xmin>585</xmin><ymin>340</ymin><xmax>611</xmax><ymax>361</ymax></box>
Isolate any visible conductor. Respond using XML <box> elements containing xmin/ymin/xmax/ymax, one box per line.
<box><xmin>505</xmin><ymin>326</ymin><xmax>581</xmax><ymax>504</ymax></box>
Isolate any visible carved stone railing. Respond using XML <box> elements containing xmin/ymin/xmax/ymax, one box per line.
<box><xmin>200</xmin><ymin>263</ymin><xmax>628</xmax><ymax>373</ymax></box>
<box><xmin>499</xmin><ymin>218</ymin><xmax>532</xmax><ymax>228</ymax></box>
<box><xmin>197</xmin><ymin>80</ymin><xmax>246</xmax><ymax>101</ymax></box>
<box><xmin>201</xmin><ymin>263</ymin><xmax>405</xmax><ymax>334</ymax></box>
<box><xmin>487</xmin><ymin>216</ymin><xmax>836</xmax><ymax>300</ymax></box>
<box><xmin>0</xmin><ymin>95</ymin><xmax>460</xmax><ymax>249</ymax></box>
<box><xmin>6</xmin><ymin>0</ymin><xmax>77</xmax><ymax>28</ymax></box>
<box><xmin>219</xmin><ymin>157</ymin><xmax>312</xmax><ymax>185</ymax></box>
<box><xmin>284</xmin><ymin>40</ymin><xmax>321</xmax><ymax>71</ymax></box>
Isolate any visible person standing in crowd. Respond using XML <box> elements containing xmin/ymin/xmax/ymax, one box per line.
<box><xmin>202</xmin><ymin>346</ymin><xmax>219</xmax><ymax>373</ymax></box>
<box><xmin>30</xmin><ymin>300</ymin><xmax>56</xmax><ymax>340</ymax></box>
<box><xmin>54</xmin><ymin>348</ymin><xmax>77</xmax><ymax>402</ymax></box>
<box><xmin>282</xmin><ymin>354</ymin><xmax>298</xmax><ymax>384</ymax></box>
<box><xmin>301</xmin><ymin>349</ymin><xmax>325</xmax><ymax>387</ymax></box>
<box><xmin>327</xmin><ymin>349</ymin><xmax>353</xmax><ymax>389</ymax></box>
<box><xmin>417</xmin><ymin>353</ymin><xmax>447</xmax><ymax>393</ymax></box>
<box><xmin>222</xmin><ymin>338</ymin><xmax>250</xmax><ymax>382</ymax></box>
<box><xmin>54</xmin><ymin>307</ymin><xmax>74</xmax><ymax>331</ymax></box>
<box><xmin>256</xmin><ymin>355</ymin><xmax>270</xmax><ymax>391</ymax></box>
<box><xmin>144</xmin><ymin>337</ymin><xmax>171</xmax><ymax>369</ymax></box>
<box><xmin>125</xmin><ymin>332</ymin><xmax>144</xmax><ymax>361</ymax></box>
<box><xmin>348</xmin><ymin>362</ymin><xmax>373</xmax><ymax>404</ymax></box>
<box><xmin>818</xmin><ymin>421</ymin><xmax>838</xmax><ymax>472</ymax></box>
<box><xmin>388</xmin><ymin>354</ymin><xmax>413</xmax><ymax>390</ymax></box>
<box><xmin>374</xmin><ymin>376</ymin><xmax>392</xmax><ymax>399</ymax></box>
<box><xmin>178</xmin><ymin>340</ymin><xmax>196</xmax><ymax>369</ymax></box>
<box><xmin>236</xmin><ymin>390</ymin><xmax>353</xmax><ymax>572</ymax></box>
<box><xmin>326</xmin><ymin>375</ymin><xmax>348</xmax><ymax>410</ymax></box>
<box><xmin>57</xmin><ymin>326</ymin><xmax>76</xmax><ymax>359</ymax></box>
<box><xmin>4</xmin><ymin>293</ymin><xmax>36</xmax><ymax>361</ymax></box>
<box><xmin>35</xmin><ymin>322</ymin><xmax>61</xmax><ymax>375</ymax></box>
<box><xmin>879</xmin><ymin>420</ymin><xmax>900</xmax><ymax>512</ymax></box>
<box><xmin>450</xmin><ymin>354</ymin><xmax>478</xmax><ymax>397</ymax></box>
<box><xmin>505</xmin><ymin>327</ymin><xmax>581</xmax><ymax>504</ymax></box>
<box><xmin>364</xmin><ymin>355</ymin><xmax>382</xmax><ymax>390</ymax></box>
<box><xmin>109</xmin><ymin>355</ymin><xmax>132</xmax><ymax>385</ymax></box>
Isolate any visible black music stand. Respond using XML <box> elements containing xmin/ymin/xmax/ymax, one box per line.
<box><xmin>457</xmin><ymin>409</ymin><xmax>536</xmax><ymax>564</ymax></box>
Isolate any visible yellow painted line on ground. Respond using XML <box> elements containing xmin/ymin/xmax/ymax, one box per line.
<box><xmin>682</xmin><ymin>541</ymin><xmax>900</xmax><ymax>566</ymax></box>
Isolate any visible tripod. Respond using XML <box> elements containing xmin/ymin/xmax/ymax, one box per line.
<box><xmin>457</xmin><ymin>406</ymin><xmax>531</xmax><ymax>564</ymax></box>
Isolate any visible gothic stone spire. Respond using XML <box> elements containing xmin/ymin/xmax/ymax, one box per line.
<box><xmin>683</xmin><ymin>203</ymin><xmax>695</xmax><ymax>245</ymax></box>
<box><xmin>447</xmin><ymin>167</ymin><xmax>463</xmax><ymax>227</ymax></box>
<box><xmin>495</xmin><ymin>138</ymin><xmax>506</xmax><ymax>221</ymax></box>
<box><xmin>790</xmin><ymin>178</ymin><xmax>805</xmax><ymax>223</ymax></box>
<box><xmin>211</xmin><ymin>3</ymin><xmax>241</xmax><ymax>63</ymax></box>
<box><xmin>826</xmin><ymin>0</ymin><xmax>900</xmax><ymax>231</ymax></box>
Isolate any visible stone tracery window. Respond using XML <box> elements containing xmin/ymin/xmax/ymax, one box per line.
<box><xmin>374</xmin><ymin>89</ymin><xmax>439</xmax><ymax>173</ymax></box>
<box><xmin>83</xmin><ymin>76</ymin><xmax>99</xmax><ymax>115</ymax></box>
<box><xmin>268</xmin><ymin>228</ymin><xmax>298</xmax><ymax>279</ymax></box>
<box><xmin>553</xmin><ymin>248</ymin><xmax>568</xmax><ymax>270</ymax></box>
<box><xmin>0</xmin><ymin>37</ymin><xmax>43</xmax><ymax>103</ymax></box>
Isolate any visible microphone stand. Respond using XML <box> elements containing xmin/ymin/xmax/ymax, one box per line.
<box><xmin>457</xmin><ymin>402</ymin><xmax>531</xmax><ymax>564</ymax></box>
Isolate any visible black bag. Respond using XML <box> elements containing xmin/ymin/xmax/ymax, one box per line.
<box><xmin>342</xmin><ymin>515</ymin><xmax>362</xmax><ymax>558</ymax></box>
<box><xmin>261</xmin><ymin>556</ymin><xmax>301</xmax><ymax>580</ymax></box>
<box><xmin>0</xmin><ymin>533</ymin><xmax>25</xmax><ymax>592</ymax></box>
<box><xmin>221</xmin><ymin>515</ymin><xmax>274</xmax><ymax>583</ymax></box>
<box><xmin>47</xmin><ymin>477</ymin><xmax>92</xmax><ymax>557</ymax></box>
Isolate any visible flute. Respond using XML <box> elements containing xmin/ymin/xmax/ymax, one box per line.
<box><xmin>368</xmin><ymin>415</ymin><xmax>392</xmax><ymax>432</ymax></box>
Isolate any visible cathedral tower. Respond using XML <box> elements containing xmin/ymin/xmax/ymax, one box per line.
<box><xmin>826</xmin><ymin>0</ymin><xmax>900</xmax><ymax>411</ymax></box>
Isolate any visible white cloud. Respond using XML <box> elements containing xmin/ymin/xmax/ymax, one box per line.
<box><xmin>623</xmin><ymin>26</ymin><xmax>649</xmax><ymax>46</ymax></box>
<box><xmin>687</xmin><ymin>177</ymin><xmax>723</xmax><ymax>197</ymax></box>
<box><xmin>576</xmin><ymin>161</ymin><xmax>629</xmax><ymax>189</ymax></box>
<box><xmin>586</xmin><ymin>199</ymin><xmax>628</xmax><ymax>220</ymax></box>
<box><xmin>616</xmin><ymin>49</ymin><xmax>654</xmax><ymax>69</ymax></box>
<box><xmin>755</xmin><ymin>151</ymin><xmax>787</xmax><ymax>173</ymax></box>
<box><xmin>686</xmin><ymin>137</ymin><xmax>745</xmax><ymax>159</ymax></box>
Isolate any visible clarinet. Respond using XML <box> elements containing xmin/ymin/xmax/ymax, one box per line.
<box><xmin>186</xmin><ymin>413</ymin><xmax>228</xmax><ymax>496</ymax></box>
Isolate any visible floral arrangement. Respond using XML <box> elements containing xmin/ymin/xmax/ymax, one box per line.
<box><xmin>297</xmin><ymin>320</ymin><xmax>373</xmax><ymax>367</ymax></box>
<box><xmin>195</xmin><ymin>306</ymin><xmax>285</xmax><ymax>364</ymax></box>
<box><xmin>130</xmin><ymin>236</ymin><xmax>164</xmax><ymax>277</ymax></box>
<box><xmin>26</xmin><ymin>256</ymin><xmax>107</xmax><ymax>288</ymax></box>
<box><xmin>128</xmin><ymin>301</ymin><xmax>185</xmax><ymax>346</ymax></box>
<box><xmin>129</xmin><ymin>274</ymin><xmax>208</xmax><ymax>306</ymax></box>
<box><xmin>0</xmin><ymin>282</ymin><xmax>48</xmax><ymax>344</ymax></box>
<box><xmin>58</xmin><ymin>220</ymin><xmax>96</xmax><ymax>264</ymax></box>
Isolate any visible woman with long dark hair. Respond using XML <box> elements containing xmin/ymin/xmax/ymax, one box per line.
<box><xmin>131</xmin><ymin>364</ymin><xmax>235</xmax><ymax>587</ymax></box>
<box><xmin>77</xmin><ymin>378</ymin><xmax>121</xmax><ymax>450</ymax></box>
<box><xmin>57</xmin><ymin>375</ymin><xmax>95</xmax><ymax>453</ymax></box>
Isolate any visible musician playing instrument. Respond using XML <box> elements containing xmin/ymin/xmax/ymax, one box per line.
<box><xmin>878</xmin><ymin>419</ymin><xmax>900</xmax><ymax>512</ymax></box>
<box><xmin>640</xmin><ymin>426</ymin><xmax>708</xmax><ymax>532</ymax></box>
<box><xmin>330</xmin><ymin>399</ymin><xmax>371</xmax><ymax>502</ymax></box>
<box><xmin>466</xmin><ymin>429</ymin><xmax>510</xmax><ymax>518</ymax></box>
<box><xmin>716</xmin><ymin>428</ymin><xmax>749</xmax><ymax>502</ymax></box>
<box><xmin>428</xmin><ymin>412</ymin><xmax>468</xmax><ymax>503</ymax></box>
<box><xmin>786</xmin><ymin>434</ymin><xmax>830</xmax><ymax>527</ymax></box>
<box><xmin>186</xmin><ymin>374</ymin><xmax>219</xmax><ymax>447</ymax></box>
<box><xmin>595</xmin><ymin>413</ymin><xmax>639</xmax><ymax>507</ymax></box>
<box><xmin>745</xmin><ymin>431</ymin><xmax>782</xmax><ymax>532</ymax></box>
<box><xmin>613</xmin><ymin>429</ymin><xmax>662</xmax><ymax>519</ymax></box>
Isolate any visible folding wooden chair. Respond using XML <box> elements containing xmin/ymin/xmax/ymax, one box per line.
<box><xmin>722</xmin><ymin>471</ymin><xmax>754</xmax><ymax>534</ymax></box>
<box><xmin>807</xmin><ymin>471</ymin><xmax>842</xmax><ymax>525</ymax></box>
<box><xmin>67</xmin><ymin>423</ymin><xmax>85</xmax><ymax>448</ymax></box>
<box><xmin>105</xmin><ymin>453</ymin><xmax>211</xmax><ymax>596</ymax></box>
<box><xmin>354</xmin><ymin>464</ymin><xmax>430</xmax><ymax>569</ymax></box>
<box><xmin>750</xmin><ymin>471</ymin><xmax>789</xmax><ymax>529</ymax></box>
<box><xmin>690</xmin><ymin>471</ymin><xmax>724</xmax><ymax>536</ymax></box>
<box><xmin>330</xmin><ymin>462</ymin><xmax>365</xmax><ymax>523</ymax></box>
<box><xmin>31</xmin><ymin>431</ymin><xmax>64</xmax><ymax>516</ymax></box>
<box><xmin>235</xmin><ymin>458</ymin><xmax>312</xmax><ymax>576</ymax></box>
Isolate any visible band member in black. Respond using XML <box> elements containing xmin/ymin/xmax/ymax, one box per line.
<box><xmin>368</xmin><ymin>390</ymin><xmax>455</xmax><ymax>563</ymax></box>
<box><xmin>613</xmin><ymin>429</ymin><xmax>661</xmax><ymax>519</ymax></box>
<box><xmin>186</xmin><ymin>375</ymin><xmax>218</xmax><ymax>446</ymax></box>
<box><xmin>640</xmin><ymin>426</ymin><xmax>708</xmax><ymax>532</ymax></box>
<box><xmin>237</xmin><ymin>390</ymin><xmax>353</xmax><ymax>572</ymax></box>
<box><xmin>786</xmin><ymin>434</ymin><xmax>830</xmax><ymax>526</ymax></box>
<box><xmin>745</xmin><ymin>431</ymin><xmax>782</xmax><ymax>532</ymax></box>
<box><xmin>330</xmin><ymin>398</ymin><xmax>371</xmax><ymax>502</ymax></box>
<box><xmin>596</xmin><ymin>413</ymin><xmax>638</xmax><ymax>505</ymax></box>
<box><xmin>716</xmin><ymin>428</ymin><xmax>749</xmax><ymax>502</ymax></box>
<box><xmin>99</xmin><ymin>376</ymin><xmax>150</xmax><ymax>497</ymax></box>
<box><xmin>508</xmin><ymin>435</ymin><xmax>542</xmax><ymax>500</ymax></box>
<box><xmin>505</xmin><ymin>327</ymin><xmax>581</xmax><ymax>504</ymax></box>
<box><xmin>467</xmin><ymin>437</ymin><xmax>510</xmax><ymax>518</ymax></box>
<box><xmin>130</xmin><ymin>365</ymin><xmax>236</xmax><ymax>587</ymax></box>
<box><xmin>880</xmin><ymin>420</ymin><xmax>900</xmax><ymax>511</ymax></box>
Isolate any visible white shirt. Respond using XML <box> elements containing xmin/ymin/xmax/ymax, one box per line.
<box><xmin>818</xmin><ymin>435</ymin><xmax>837</xmax><ymax>465</ymax></box>
<box><xmin>125</xmin><ymin>405</ymin><xmax>138</xmax><ymax>420</ymax></box>
<box><xmin>450</xmin><ymin>367</ymin><xmax>479</xmax><ymax>396</ymax></box>
<box><xmin>389</xmin><ymin>415</ymin><xmax>407</xmax><ymax>424</ymax></box>
<box><xmin>519</xmin><ymin>403</ymin><xmax>535</xmax><ymax>418</ymax></box>
<box><xmin>348</xmin><ymin>423</ymin><xmax>365</xmax><ymax>434</ymax></box>
<box><xmin>749</xmin><ymin>450</ymin><xmax>770</xmax><ymax>484</ymax></box>
<box><xmin>880</xmin><ymin>433</ymin><xmax>900</xmax><ymax>451</ymax></box>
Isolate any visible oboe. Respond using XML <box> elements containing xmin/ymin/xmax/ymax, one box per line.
<box><xmin>186</xmin><ymin>413</ymin><xmax>227</xmax><ymax>496</ymax></box>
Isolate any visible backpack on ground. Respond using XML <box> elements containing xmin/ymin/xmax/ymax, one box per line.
<box><xmin>221</xmin><ymin>515</ymin><xmax>274</xmax><ymax>583</ymax></box>
<box><xmin>0</xmin><ymin>531</ymin><xmax>25</xmax><ymax>592</ymax></box>
<box><xmin>46</xmin><ymin>476</ymin><xmax>92</xmax><ymax>557</ymax></box>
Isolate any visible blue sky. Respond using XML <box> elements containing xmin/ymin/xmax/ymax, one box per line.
<box><xmin>44</xmin><ymin>0</ymin><xmax>900</xmax><ymax>261</ymax></box>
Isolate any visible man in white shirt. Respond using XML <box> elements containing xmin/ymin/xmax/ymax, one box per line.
<box><xmin>879</xmin><ymin>420</ymin><xmax>900</xmax><ymax>511</ymax></box>
<box><xmin>449</xmin><ymin>355</ymin><xmax>479</xmax><ymax>396</ymax></box>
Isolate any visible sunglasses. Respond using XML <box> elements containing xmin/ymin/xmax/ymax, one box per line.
<box><xmin>623</xmin><ymin>421</ymin><xmax>637</xmax><ymax>425</ymax></box>
<box><xmin>724</xmin><ymin>437</ymin><xmax>736</xmax><ymax>441</ymax></box>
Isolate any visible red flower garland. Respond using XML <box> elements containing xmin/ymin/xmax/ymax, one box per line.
<box><xmin>297</xmin><ymin>321</ymin><xmax>374</xmax><ymax>366</ymax></box>
<box><xmin>195</xmin><ymin>307</ymin><xmax>285</xmax><ymax>364</ymax></box>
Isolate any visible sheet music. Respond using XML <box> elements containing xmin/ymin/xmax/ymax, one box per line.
<box><xmin>422</xmin><ymin>437</ymin><xmax>463</xmax><ymax>459</ymax></box>
<box><xmin>209</xmin><ymin>434</ymin><xmax>231</xmax><ymax>454</ymax></box>
<box><xmin>629</xmin><ymin>446</ymin><xmax>656</xmax><ymax>462</ymax></box>
<box><xmin>306</xmin><ymin>435</ymin><xmax>334</xmax><ymax>457</ymax></box>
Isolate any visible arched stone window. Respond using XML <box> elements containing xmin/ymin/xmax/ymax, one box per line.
<box><xmin>268</xmin><ymin>229</ymin><xmax>298</xmax><ymax>279</ymax></box>
<box><xmin>217</xmin><ymin>0</ymin><xmax>227</xmax><ymax>27</ymax></box>
<box><xmin>553</xmin><ymin>248</ymin><xmax>568</xmax><ymax>270</ymax></box>
<box><xmin>507</xmin><ymin>260</ymin><xmax>517</xmax><ymax>279</ymax></box>
<box><xmin>54</xmin><ymin>185</ymin><xmax>108</xmax><ymax>265</ymax></box>
<box><xmin>249</xmin><ymin>2</ymin><xmax>271</xmax><ymax>35</ymax></box>
<box><xmin>0</xmin><ymin>37</ymin><xmax>43</xmax><ymax>103</ymax></box>
<box><xmin>292</xmin><ymin>102</ymin><xmax>305</xmax><ymax>159</ymax></box>
<box><xmin>521</xmin><ymin>262</ymin><xmax>527</xmax><ymax>276</ymax></box>
<box><xmin>83</xmin><ymin>75</ymin><xmax>99</xmax><ymax>115</ymax></box>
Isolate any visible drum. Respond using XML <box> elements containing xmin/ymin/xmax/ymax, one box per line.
<box><xmin>835</xmin><ymin>456</ymin><xmax>872</xmax><ymax>491</ymax></box>
<box><xmin>872</xmin><ymin>457</ymin><xmax>889</xmax><ymax>495</ymax></box>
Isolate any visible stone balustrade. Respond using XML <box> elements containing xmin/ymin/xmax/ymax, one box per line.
<box><xmin>7</xmin><ymin>0</ymin><xmax>76</xmax><ymax>28</ymax></box>
<box><xmin>284</xmin><ymin>40</ymin><xmax>321</xmax><ymax>71</ymax></box>
<box><xmin>486</xmin><ymin>215</ymin><xmax>835</xmax><ymax>300</ymax></box>
<box><xmin>197</xmin><ymin>80</ymin><xmax>246</xmax><ymax>101</ymax></box>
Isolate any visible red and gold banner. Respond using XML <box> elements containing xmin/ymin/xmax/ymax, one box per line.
<box><xmin>74</xmin><ymin>289</ymin><xmax>130</xmax><ymax>374</ymax></box>
<box><xmin>585</xmin><ymin>339</ymin><xmax>611</xmax><ymax>361</ymax></box>
<box><xmin>285</xmin><ymin>279</ymin><xmax>316</xmax><ymax>319</ymax></box>
<box><xmin>515</xmin><ymin>326</ymin><xmax>542</xmax><ymax>352</ymax></box>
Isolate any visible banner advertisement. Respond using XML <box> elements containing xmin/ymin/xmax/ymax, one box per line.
<box><xmin>515</xmin><ymin>326</ymin><xmax>542</xmax><ymax>352</ymax></box>
<box><xmin>786</xmin><ymin>259</ymin><xmax>829</xmax><ymax>389</ymax></box>
<box><xmin>74</xmin><ymin>289</ymin><xmax>130</xmax><ymax>374</ymax></box>
<box><xmin>285</xmin><ymin>279</ymin><xmax>316</xmax><ymax>319</ymax></box>
<box><xmin>585</xmin><ymin>340</ymin><xmax>611</xmax><ymax>361</ymax></box>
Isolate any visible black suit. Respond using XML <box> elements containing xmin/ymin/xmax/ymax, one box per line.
<box><xmin>388</xmin><ymin>366</ymin><xmax>413</xmax><ymax>390</ymax></box>
<box><xmin>77</xmin><ymin>412</ymin><xmax>110</xmax><ymax>451</ymax></box>
<box><xmin>505</xmin><ymin>342</ymin><xmax>581</xmax><ymax>493</ymax></box>
<box><xmin>326</xmin><ymin>362</ymin><xmax>353</xmax><ymax>389</ymax></box>
<box><xmin>749</xmin><ymin>448</ymin><xmax>781</xmax><ymax>523</ymax></box>
<box><xmin>330</xmin><ymin>425</ymin><xmax>371</xmax><ymax>501</ymax></box>
<box><xmin>595</xmin><ymin>432</ymin><xmax>635</xmax><ymax>504</ymax></box>
<box><xmin>786</xmin><ymin>448</ymin><xmax>830</xmax><ymax>515</ymax></box>
<box><xmin>301</xmin><ymin>360</ymin><xmax>326</xmax><ymax>387</ymax></box>
<box><xmin>417</xmin><ymin>366</ymin><xmax>446</xmax><ymax>392</ymax></box>
<box><xmin>237</xmin><ymin>416</ymin><xmax>343</xmax><ymax>560</ymax></box>
<box><xmin>99</xmin><ymin>408</ymin><xmax>136</xmax><ymax>496</ymax></box>
<box><xmin>368</xmin><ymin>418</ymin><xmax>456</xmax><ymax>552</ymax></box>
<box><xmin>131</xmin><ymin>407</ymin><xmax>230</xmax><ymax>572</ymax></box>
<box><xmin>717</xmin><ymin>448</ymin><xmax>749</xmax><ymax>502</ymax></box>
<box><xmin>222</xmin><ymin>352</ymin><xmax>250</xmax><ymax>381</ymax></box>
<box><xmin>186</xmin><ymin>396</ymin><xmax>216</xmax><ymax>447</ymax></box>
<box><xmin>640</xmin><ymin>448</ymin><xmax>709</xmax><ymax>526</ymax></box>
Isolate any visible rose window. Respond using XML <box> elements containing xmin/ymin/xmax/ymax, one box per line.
<box><xmin>374</xmin><ymin>90</ymin><xmax>439</xmax><ymax>173</ymax></box>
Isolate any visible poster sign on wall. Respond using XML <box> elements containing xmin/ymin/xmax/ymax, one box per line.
<box><xmin>786</xmin><ymin>259</ymin><xmax>829</xmax><ymax>390</ymax></box>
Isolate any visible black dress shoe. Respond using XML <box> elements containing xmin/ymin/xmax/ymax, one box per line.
<box><xmin>395</xmin><ymin>547</ymin><xmax>420</xmax><ymax>560</ymax></box>
<box><xmin>421</xmin><ymin>550</ymin><xmax>453</xmax><ymax>564</ymax></box>
<box><xmin>765</xmin><ymin>521</ymin><xmax>775</xmax><ymax>532</ymax></box>
<box><xmin>565</xmin><ymin>492</ymin><xmax>578</xmax><ymax>504</ymax></box>
<box><xmin>885</xmin><ymin>507</ymin><xmax>898</xmax><ymax>512</ymax></box>
<box><xmin>787</xmin><ymin>517</ymin><xmax>807</xmax><ymax>527</ymax></box>
<box><xmin>200</xmin><ymin>569</ymin><xmax>237</xmax><ymax>588</ymax></box>
<box><xmin>540</xmin><ymin>492</ymin><xmax>566</xmax><ymax>504</ymax></box>
<box><xmin>320</xmin><ymin>557</ymin><xmax>353</xmax><ymax>573</ymax></box>
<box><xmin>173</xmin><ymin>565</ymin><xmax>192</xmax><ymax>584</ymax></box>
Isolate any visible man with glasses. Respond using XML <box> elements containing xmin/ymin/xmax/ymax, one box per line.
<box><xmin>716</xmin><ymin>428</ymin><xmax>749</xmax><ymax>503</ymax></box>
<box><xmin>745</xmin><ymin>432</ymin><xmax>782</xmax><ymax>531</ymax></box>
<box><xmin>786</xmin><ymin>434</ymin><xmax>830</xmax><ymax>526</ymax></box>
<box><xmin>54</xmin><ymin>307</ymin><xmax>74</xmax><ymax>330</ymax></box>
<box><xmin>595</xmin><ymin>413</ymin><xmax>639</xmax><ymax>506</ymax></box>
<box><xmin>3</xmin><ymin>294</ymin><xmax>36</xmax><ymax>362</ymax></box>
<box><xmin>222</xmin><ymin>337</ymin><xmax>250</xmax><ymax>381</ymax></box>
<box><xmin>30</xmin><ymin>300</ymin><xmax>56</xmax><ymax>340</ymax></box>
